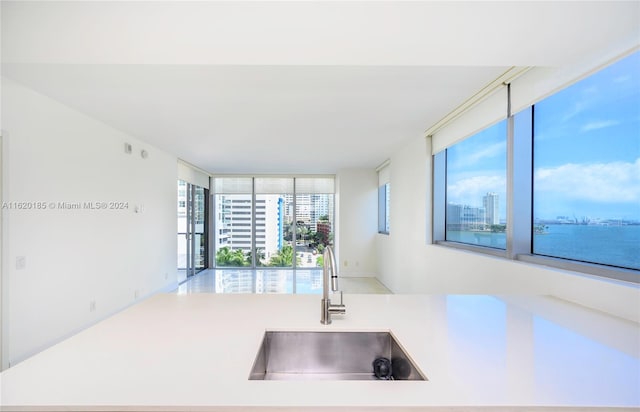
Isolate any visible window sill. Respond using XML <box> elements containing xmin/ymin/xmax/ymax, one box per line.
<box><xmin>435</xmin><ymin>240</ymin><xmax>506</xmax><ymax>258</ymax></box>
<box><xmin>433</xmin><ymin>240</ymin><xmax>639</xmax><ymax>286</ymax></box>
<box><xmin>516</xmin><ymin>254</ymin><xmax>639</xmax><ymax>286</ymax></box>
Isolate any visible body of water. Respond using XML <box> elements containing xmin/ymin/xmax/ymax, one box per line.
<box><xmin>534</xmin><ymin>224</ymin><xmax>639</xmax><ymax>270</ymax></box>
<box><xmin>446</xmin><ymin>230</ymin><xmax>507</xmax><ymax>249</ymax></box>
<box><xmin>447</xmin><ymin>224</ymin><xmax>639</xmax><ymax>270</ymax></box>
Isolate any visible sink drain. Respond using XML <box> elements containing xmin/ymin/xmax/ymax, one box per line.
<box><xmin>372</xmin><ymin>357</ymin><xmax>392</xmax><ymax>380</ymax></box>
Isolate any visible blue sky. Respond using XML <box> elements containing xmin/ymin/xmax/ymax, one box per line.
<box><xmin>447</xmin><ymin>51</ymin><xmax>640</xmax><ymax>222</ymax></box>
<box><xmin>447</xmin><ymin>120</ymin><xmax>507</xmax><ymax>220</ymax></box>
<box><xmin>534</xmin><ymin>51</ymin><xmax>639</xmax><ymax>221</ymax></box>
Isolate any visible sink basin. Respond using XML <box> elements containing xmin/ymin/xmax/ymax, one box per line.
<box><xmin>248</xmin><ymin>331</ymin><xmax>426</xmax><ymax>381</ymax></box>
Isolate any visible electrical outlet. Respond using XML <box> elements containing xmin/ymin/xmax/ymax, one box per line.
<box><xmin>344</xmin><ymin>260</ymin><xmax>348</xmax><ymax>267</ymax></box>
<box><xmin>89</xmin><ymin>300</ymin><xmax>96</xmax><ymax>312</ymax></box>
<box><xmin>16</xmin><ymin>256</ymin><xmax>26</xmax><ymax>270</ymax></box>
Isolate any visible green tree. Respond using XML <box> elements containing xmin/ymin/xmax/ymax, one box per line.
<box><xmin>215</xmin><ymin>246</ymin><xmax>232</xmax><ymax>266</ymax></box>
<box><xmin>297</xmin><ymin>225</ymin><xmax>310</xmax><ymax>244</ymax></box>
<box><xmin>268</xmin><ymin>244</ymin><xmax>301</xmax><ymax>267</ymax></box>
<box><xmin>216</xmin><ymin>246</ymin><xmax>250</xmax><ymax>267</ymax></box>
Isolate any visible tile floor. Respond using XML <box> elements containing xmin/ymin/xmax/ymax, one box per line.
<box><xmin>174</xmin><ymin>269</ymin><xmax>391</xmax><ymax>295</ymax></box>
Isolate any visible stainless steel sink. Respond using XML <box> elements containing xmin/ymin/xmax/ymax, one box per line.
<box><xmin>248</xmin><ymin>331</ymin><xmax>426</xmax><ymax>380</ymax></box>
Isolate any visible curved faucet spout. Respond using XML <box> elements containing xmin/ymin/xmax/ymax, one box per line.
<box><xmin>323</xmin><ymin>246</ymin><xmax>338</xmax><ymax>297</ymax></box>
<box><xmin>321</xmin><ymin>246</ymin><xmax>346</xmax><ymax>325</ymax></box>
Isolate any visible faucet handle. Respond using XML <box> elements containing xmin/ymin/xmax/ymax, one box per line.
<box><xmin>333</xmin><ymin>291</ymin><xmax>345</xmax><ymax>310</ymax></box>
<box><xmin>329</xmin><ymin>291</ymin><xmax>346</xmax><ymax>316</ymax></box>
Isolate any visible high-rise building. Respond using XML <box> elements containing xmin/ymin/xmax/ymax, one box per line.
<box><xmin>215</xmin><ymin>195</ymin><xmax>252</xmax><ymax>252</ymax></box>
<box><xmin>214</xmin><ymin>194</ymin><xmax>285</xmax><ymax>262</ymax></box>
<box><xmin>262</xmin><ymin>196</ymin><xmax>285</xmax><ymax>261</ymax></box>
<box><xmin>447</xmin><ymin>203</ymin><xmax>486</xmax><ymax>231</ymax></box>
<box><xmin>483</xmin><ymin>192</ymin><xmax>500</xmax><ymax>225</ymax></box>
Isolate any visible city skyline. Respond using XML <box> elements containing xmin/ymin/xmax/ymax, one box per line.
<box><xmin>447</xmin><ymin>192</ymin><xmax>502</xmax><ymax>230</ymax></box>
<box><xmin>214</xmin><ymin>193</ymin><xmax>334</xmax><ymax>266</ymax></box>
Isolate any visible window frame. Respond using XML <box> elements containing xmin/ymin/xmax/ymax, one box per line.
<box><xmin>212</xmin><ymin>175</ymin><xmax>336</xmax><ymax>272</ymax></box>
<box><xmin>378</xmin><ymin>182</ymin><xmax>390</xmax><ymax>235</ymax></box>
<box><xmin>443</xmin><ymin>117</ymin><xmax>509</xmax><ymax>251</ymax></box>
<box><xmin>432</xmin><ymin>55</ymin><xmax>640</xmax><ymax>285</ymax></box>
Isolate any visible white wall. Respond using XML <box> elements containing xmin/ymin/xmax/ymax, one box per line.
<box><xmin>336</xmin><ymin>169</ymin><xmax>378</xmax><ymax>277</ymax></box>
<box><xmin>1</xmin><ymin>78</ymin><xmax>178</xmax><ymax>367</ymax></box>
<box><xmin>376</xmin><ymin>135</ymin><xmax>640</xmax><ymax>323</ymax></box>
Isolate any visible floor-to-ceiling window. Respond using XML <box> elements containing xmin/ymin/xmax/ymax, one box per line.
<box><xmin>211</xmin><ymin>176</ymin><xmax>335</xmax><ymax>293</ymax></box>
<box><xmin>294</xmin><ymin>177</ymin><xmax>334</xmax><ymax>293</ymax></box>
<box><xmin>254</xmin><ymin>177</ymin><xmax>294</xmax><ymax>268</ymax></box>
<box><xmin>213</xmin><ymin>177</ymin><xmax>253</xmax><ymax>268</ymax></box>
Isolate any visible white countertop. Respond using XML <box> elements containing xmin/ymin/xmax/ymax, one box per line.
<box><xmin>1</xmin><ymin>293</ymin><xmax>639</xmax><ymax>410</ymax></box>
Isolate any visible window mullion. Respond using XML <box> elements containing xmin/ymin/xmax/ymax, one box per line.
<box><xmin>506</xmin><ymin>83</ymin><xmax>515</xmax><ymax>258</ymax></box>
<box><xmin>510</xmin><ymin>106</ymin><xmax>533</xmax><ymax>257</ymax></box>
<box><xmin>432</xmin><ymin>150</ymin><xmax>446</xmax><ymax>242</ymax></box>
<box><xmin>251</xmin><ymin>178</ymin><xmax>257</xmax><ymax>269</ymax></box>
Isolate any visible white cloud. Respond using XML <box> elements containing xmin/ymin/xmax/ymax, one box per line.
<box><xmin>580</xmin><ymin>119</ymin><xmax>620</xmax><ymax>133</ymax></box>
<box><xmin>535</xmin><ymin>158</ymin><xmax>640</xmax><ymax>203</ymax></box>
<box><xmin>614</xmin><ymin>75</ymin><xmax>631</xmax><ymax>83</ymax></box>
<box><xmin>450</xmin><ymin>141</ymin><xmax>506</xmax><ymax>169</ymax></box>
<box><xmin>561</xmin><ymin>101</ymin><xmax>589</xmax><ymax>122</ymax></box>
<box><xmin>448</xmin><ymin>175</ymin><xmax>505</xmax><ymax>207</ymax></box>
<box><xmin>467</xmin><ymin>141</ymin><xmax>506</xmax><ymax>163</ymax></box>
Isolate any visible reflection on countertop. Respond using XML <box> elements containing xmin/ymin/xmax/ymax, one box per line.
<box><xmin>1</xmin><ymin>293</ymin><xmax>638</xmax><ymax>410</ymax></box>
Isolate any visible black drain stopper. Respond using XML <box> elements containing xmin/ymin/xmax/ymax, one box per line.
<box><xmin>372</xmin><ymin>357</ymin><xmax>392</xmax><ymax>380</ymax></box>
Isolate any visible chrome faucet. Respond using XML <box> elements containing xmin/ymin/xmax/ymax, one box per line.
<box><xmin>321</xmin><ymin>246</ymin><xmax>346</xmax><ymax>324</ymax></box>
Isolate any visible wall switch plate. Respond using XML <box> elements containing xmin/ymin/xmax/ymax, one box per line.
<box><xmin>89</xmin><ymin>300</ymin><xmax>96</xmax><ymax>312</ymax></box>
<box><xmin>124</xmin><ymin>142</ymin><xmax>132</xmax><ymax>154</ymax></box>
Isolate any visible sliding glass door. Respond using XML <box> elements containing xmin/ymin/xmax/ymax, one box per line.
<box><xmin>177</xmin><ymin>180</ymin><xmax>208</xmax><ymax>283</ymax></box>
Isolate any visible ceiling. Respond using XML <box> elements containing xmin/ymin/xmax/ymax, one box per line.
<box><xmin>2</xmin><ymin>1</ymin><xmax>639</xmax><ymax>174</ymax></box>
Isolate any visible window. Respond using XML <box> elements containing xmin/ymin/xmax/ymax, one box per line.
<box><xmin>433</xmin><ymin>50</ymin><xmax>639</xmax><ymax>281</ymax></box>
<box><xmin>294</xmin><ymin>177</ymin><xmax>335</xmax><ymax>287</ymax></box>
<box><xmin>212</xmin><ymin>176</ymin><xmax>335</xmax><ymax>271</ymax></box>
<box><xmin>445</xmin><ymin>120</ymin><xmax>507</xmax><ymax>249</ymax></box>
<box><xmin>377</xmin><ymin>162</ymin><xmax>390</xmax><ymax>234</ymax></box>
<box><xmin>255</xmin><ymin>177</ymin><xmax>294</xmax><ymax>268</ymax></box>
<box><xmin>378</xmin><ymin>183</ymin><xmax>390</xmax><ymax>234</ymax></box>
<box><xmin>532</xmin><ymin>52</ymin><xmax>640</xmax><ymax>270</ymax></box>
<box><xmin>213</xmin><ymin>177</ymin><xmax>253</xmax><ymax>267</ymax></box>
